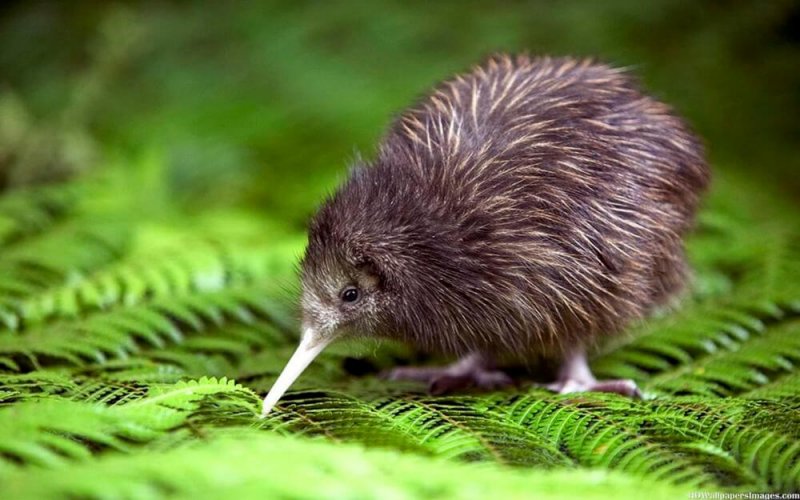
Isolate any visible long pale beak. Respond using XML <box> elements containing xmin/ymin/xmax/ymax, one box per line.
<box><xmin>260</xmin><ymin>328</ymin><xmax>331</xmax><ymax>418</ymax></box>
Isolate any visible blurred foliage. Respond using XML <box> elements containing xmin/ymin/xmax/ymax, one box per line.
<box><xmin>0</xmin><ymin>1</ymin><xmax>798</xmax><ymax>498</ymax></box>
<box><xmin>1</xmin><ymin>0</ymin><xmax>798</xmax><ymax>213</ymax></box>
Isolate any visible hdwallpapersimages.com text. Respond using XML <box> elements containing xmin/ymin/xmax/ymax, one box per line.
<box><xmin>689</xmin><ymin>493</ymin><xmax>800</xmax><ymax>499</ymax></box>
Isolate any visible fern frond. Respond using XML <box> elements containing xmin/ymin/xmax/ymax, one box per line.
<box><xmin>263</xmin><ymin>390</ymin><xmax>573</xmax><ymax>466</ymax></box>
<box><xmin>0</xmin><ymin>182</ymin><xmax>78</xmax><ymax>248</ymax></box>
<box><xmin>0</xmin><ymin>399</ymin><xmax>140</xmax><ymax>467</ymax></box>
<box><xmin>3</xmin><ymin>234</ymin><xmax>300</xmax><ymax>330</ymax></box>
<box><xmin>593</xmin><ymin>302</ymin><xmax>799</xmax><ymax>391</ymax></box>
<box><xmin>0</xmin><ymin>370</ymin><xmax>77</xmax><ymax>404</ymax></box>
<box><xmin>645</xmin><ymin>319</ymin><xmax>800</xmax><ymax>396</ymax></box>
<box><xmin>0</xmin><ymin>286</ymin><xmax>291</xmax><ymax>372</ymax></box>
<box><xmin>0</xmin><ymin>376</ymin><xmax>255</xmax><ymax>468</ymax></box>
<box><xmin>0</xmin><ymin>222</ymin><xmax>130</xmax><ymax>329</ymax></box>
<box><xmin>0</xmin><ymin>431</ymin><xmax>692</xmax><ymax>499</ymax></box>
<box><xmin>645</xmin><ymin>398</ymin><xmax>800</xmax><ymax>491</ymax></box>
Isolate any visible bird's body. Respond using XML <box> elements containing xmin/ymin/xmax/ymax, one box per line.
<box><xmin>261</xmin><ymin>55</ymin><xmax>709</xmax><ymax>415</ymax></box>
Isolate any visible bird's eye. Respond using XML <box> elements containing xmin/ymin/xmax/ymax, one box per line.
<box><xmin>340</xmin><ymin>286</ymin><xmax>360</xmax><ymax>303</ymax></box>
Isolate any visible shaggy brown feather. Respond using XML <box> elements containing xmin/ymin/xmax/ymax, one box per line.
<box><xmin>302</xmin><ymin>54</ymin><xmax>709</xmax><ymax>365</ymax></box>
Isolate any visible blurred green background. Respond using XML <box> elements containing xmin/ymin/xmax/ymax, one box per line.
<box><xmin>1</xmin><ymin>0</ymin><xmax>798</xmax><ymax>217</ymax></box>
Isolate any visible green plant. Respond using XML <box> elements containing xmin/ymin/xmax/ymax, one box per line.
<box><xmin>0</xmin><ymin>157</ymin><xmax>797</xmax><ymax>497</ymax></box>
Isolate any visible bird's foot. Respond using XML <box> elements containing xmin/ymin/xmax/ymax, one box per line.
<box><xmin>384</xmin><ymin>353</ymin><xmax>513</xmax><ymax>395</ymax></box>
<box><xmin>545</xmin><ymin>377</ymin><xmax>642</xmax><ymax>398</ymax></box>
<box><xmin>541</xmin><ymin>347</ymin><xmax>643</xmax><ymax>398</ymax></box>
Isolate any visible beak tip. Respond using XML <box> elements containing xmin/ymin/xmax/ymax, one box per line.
<box><xmin>258</xmin><ymin>329</ymin><xmax>331</xmax><ymax>419</ymax></box>
<box><xmin>259</xmin><ymin>402</ymin><xmax>273</xmax><ymax>418</ymax></box>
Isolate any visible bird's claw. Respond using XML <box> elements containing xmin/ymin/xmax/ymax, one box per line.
<box><xmin>544</xmin><ymin>377</ymin><xmax>642</xmax><ymax>398</ymax></box>
<box><xmin>384</xmin><ymin>357</ymin><xmax>514</xmax><ymax>395</ymax></box>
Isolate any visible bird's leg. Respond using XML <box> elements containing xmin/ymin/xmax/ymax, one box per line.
<box><xmin>546</xmin><ymin>347</ymin><xmax>642</xmax><ymax>397</ymax></box>
<box><xmin>384</xmin><ymin>352</ymin><xmax>513</xmax><ymax>395</ymax></box>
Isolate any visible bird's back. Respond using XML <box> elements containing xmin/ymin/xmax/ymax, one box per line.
<box><xmin>368</xmin><ymin>54</ymin><xmax>709</xmax><ymax>356</ymax></box>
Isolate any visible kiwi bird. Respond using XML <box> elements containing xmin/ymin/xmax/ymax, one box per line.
<box><xmin>260</xmin><ymin>54</ymin><xmax>709</xmax><ymax>416</ymax></box>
